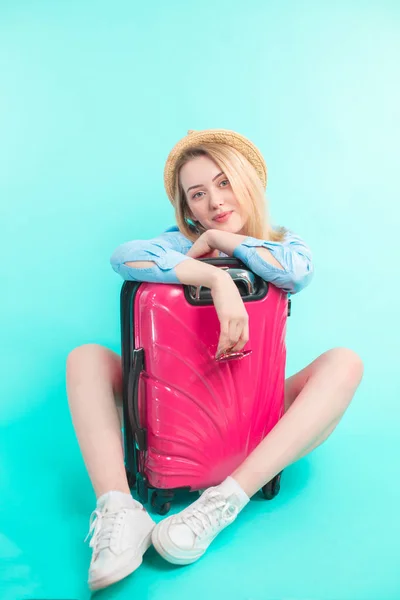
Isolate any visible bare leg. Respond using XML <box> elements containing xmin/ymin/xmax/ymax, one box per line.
<box><xmin>150</xmin><ymin>347</ymin><xmax>364</xmax><ymax>566</ymax></box>
<box><xmin>232</xmin><ymin>347</ymin><xmax>364</xmax><ymax>497</ymax></box>
<box><xmin>66</xmin><ymin>343</ymin><xmax>130</xmax><ymax>498</ymax></box>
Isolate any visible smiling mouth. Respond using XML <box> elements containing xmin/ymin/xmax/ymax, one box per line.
<box><xmin>213</xmin><ymin>211</ymin><xmax>233</xmax><ymax>222</ymax></box>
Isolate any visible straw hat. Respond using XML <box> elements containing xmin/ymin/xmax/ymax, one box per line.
<box><xmin>164</xmin><ymin>128</ymin><xmax>267</xmax><ymax>204</ymax></box>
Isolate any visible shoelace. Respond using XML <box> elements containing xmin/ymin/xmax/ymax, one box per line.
<box><xmin>181</xmin><ymin>491</ymin><xmax>239</xmax><ymax>539</ymax></box>
<box><xmin>84</xmin><ymin>508</ymin><xmax>126</xmax><ymax>556</ymax></box>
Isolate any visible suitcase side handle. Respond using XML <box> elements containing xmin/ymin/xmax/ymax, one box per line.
<box><xmin>127</xmin><ymin>348</ymin><xmax>147</xmax><ymax>451</ymax></box>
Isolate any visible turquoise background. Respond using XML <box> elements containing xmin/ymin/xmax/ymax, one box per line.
<box><xmin>1</xmin><ymin>1</ymin><xmax>399</xmax><ymax>599</ymax></box>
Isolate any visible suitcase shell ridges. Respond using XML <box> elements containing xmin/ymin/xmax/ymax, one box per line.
<box><xmin>130</xmin><ymin>280</ymin><xmax>287</xmax><ymax>491</ymax></box>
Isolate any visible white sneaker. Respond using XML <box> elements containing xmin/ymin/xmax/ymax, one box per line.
<box><xmin>85</xmin><ymin>492</ymin><xmax>155</xmax><ymax>590</ymax></box>
<box><xmin>151</xmin><ymin>487</ymin><xmax>241</xmax><ymax>565</ymax></box>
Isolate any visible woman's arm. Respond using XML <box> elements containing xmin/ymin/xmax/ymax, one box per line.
<box><xmin>110</xmin><ymin>228</ymin><xmax>231</xmax><ymax>289</ymax></box>
<box><xmin>110</xmin><ymin>230</ymin><xmax>193</xmax><ymax>283</ymax></box>
<box><xmin>110</xmin><ymin>228</ymin><xmax>249</xmax><ymax>356</ymax></box>
<box><xmin>197</xmin><ymin>229</ymin><xmax>314</xmax><ymax>294</ymax></box>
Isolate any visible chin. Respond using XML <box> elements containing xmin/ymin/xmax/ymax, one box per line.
<box><xmin>223</xmin><ymin>221</ymin><xmax>246</xmax><ymax>235</ymax></box>
<box><xmin>212</xmin><ymin>216</ymin><xmax>246</xmax><ymax>235</ymax></box>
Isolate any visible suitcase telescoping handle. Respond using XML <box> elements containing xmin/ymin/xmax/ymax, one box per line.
<box><xmin>127</xmin><ymin>348</ymin><xmax>147</xmax><ymax>451</ymax></box>
<box><xmin>190</xmin><ymin>257</ymin><xmax>291</xmax><ymax>316</ymax></box>
<box><xmin>185</xmin><ymin>257</ymin><xmax>269</xmax><ymax>305</ymax></box>
<box><xmin>192</xmin><ymin>268</ymin><xmax>257</xmax><ymax>301</ymax></box>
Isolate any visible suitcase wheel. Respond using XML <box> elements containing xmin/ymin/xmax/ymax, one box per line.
<box><xmin>261</xmin><ymin>472</ymin><xmax>282</xmax><ymax>500</ymax></box>
<box><xmin>151</xmin><ymin>491</ymin><xmax>174</xmax><ymax>516</ymax></box>
<box><xmin>126</xmin><ymin>470</ymin><xmax>136</xmax><ymax>490</ymax></box>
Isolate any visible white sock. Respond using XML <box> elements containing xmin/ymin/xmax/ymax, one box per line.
<box><xmin>216</xmin><ymin>476</ymin><xmax>250</xmax><ymax>510</ymax></box>
<box><xmin>96</xmin><ymin>490</ymin><xmax>135</xmax><ymax>508</ymax></box>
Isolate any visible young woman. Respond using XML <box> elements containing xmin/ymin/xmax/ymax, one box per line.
<box><xmin>66</xmin><ymin>129</ymin><xmax>363</xmax><ymax>591</ymax></box>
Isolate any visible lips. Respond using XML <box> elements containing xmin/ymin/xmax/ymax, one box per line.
<box><xmin>213</xmin><ymin>211</ymin><xmax>233</xmax><ymax>223</ymax></box>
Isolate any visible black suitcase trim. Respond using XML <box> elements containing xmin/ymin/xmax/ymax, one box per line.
<box><xmin>120</xmin><ymin>280</ymin><xmax>192</xmax><ymax>512</ymax></box>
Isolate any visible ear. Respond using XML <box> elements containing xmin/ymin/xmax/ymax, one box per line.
<box><xmin>185</xmin><ymin>209</ymin><xmax>197</xmax><ymax>226</ymax></box>
<box><xmin>185</xmin><ymin>217</ymin><xmax>197</xmax><ymax>228</ymax></box>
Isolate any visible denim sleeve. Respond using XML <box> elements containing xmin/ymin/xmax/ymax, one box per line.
<box><xmin>233</xmin><ymin>231</ymin><xmax>314</xmax><ymax>294</ymax></box>
<box><xmin>110</xmin><ymin>230</ymin><xmax>193</xmax><ymax>284</ymax></box>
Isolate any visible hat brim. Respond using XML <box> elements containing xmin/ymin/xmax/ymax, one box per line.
<box><xmin>164</xmin><ymin>129</ymin><xmax>267</xmax><ymax>204</ymax></box>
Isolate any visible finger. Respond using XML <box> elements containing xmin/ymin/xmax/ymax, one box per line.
<box><xmin>216</xmin><ymin>322</ymin><xmax>230</xmax><ymax>357</ymax></box>
<box><xmin>186</xmin><ymin>246</ymin><xmax>204</xmax><ymax>258</ymax></box>
<box><xmin>230</xmin><ymin>320</ymin><xmax>249</xmax><ymax>353</ymax></box>
<box><xmin>228</xmin><ymin>321</ymin><xmax>245</xmax><ymax>353</ymax></box>
<box><xmin>186</xmin><ymin>239</ymin><xmax>212</xmax><ymax>259</ymax></box>
<box><xmin>227</xmin><ymin>320</ymin><xmax>242</xmax><ymax>350</ymax></box>
<box><xmin>198</xmin><ymin>249</ymin><xmax>219</xmax><ymax>259</ymax></box>
<box><xmin>186</xmin><ymin>245</ymin><xmax>202</xmax><ymax>258</ymax></box>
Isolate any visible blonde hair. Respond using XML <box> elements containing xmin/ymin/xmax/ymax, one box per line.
<box><xmin>172</xmin><ymin>143</ymin><xmax>285</xmax><ymax>242</ymax></box>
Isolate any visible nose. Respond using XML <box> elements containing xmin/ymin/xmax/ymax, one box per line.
<box><xmin>209</xmin><ymin>191</ymin><xmax>224</xmax><ymax>209</ymax></box>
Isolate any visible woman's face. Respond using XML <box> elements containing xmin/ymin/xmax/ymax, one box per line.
<box><xmin>179</xmin><ymin>155</ymin><xmax>247</xmax><ymax>234</ymax></box>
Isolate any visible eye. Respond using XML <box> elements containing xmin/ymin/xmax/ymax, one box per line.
<box><xmin>219</xmin><ymin>179</ymin><xmax>230</xmax><ymax>187</ymax></box>
<box><xmin>192</xmin><ymin>191</ymin><xmax>205</xmax><ymax>200</ymax></box>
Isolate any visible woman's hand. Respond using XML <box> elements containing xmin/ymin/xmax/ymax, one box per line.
<box><xmin>186</xmin><ymin>231</ymin><xmax>219</xmax><ymax>259</ymax></box>
<box><xmin>210</xmin><ymin>271</ymin><xmax>249</xmax><ymax>358</ymax></box>
<box><xmin>187</xmin><ymin>229</ymin><xmax>248</xmax><ymax>260</ymax></box>
<box><xmin>184</xmin><ymin>230</ymin><xmax>249</xmax><ymax>356</ymax></box>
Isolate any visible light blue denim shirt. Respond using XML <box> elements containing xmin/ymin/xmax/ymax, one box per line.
<box><xmin>110</xmin><ymin>226</ymin><xmax>314</xmax><ymax>294</ymax></box>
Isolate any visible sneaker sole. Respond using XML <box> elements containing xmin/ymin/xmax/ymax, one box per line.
<box><xmin>89</xmin><ymin>530</ymin><xmax>153</xmax><ymax>591</ymax></box>
<box><xmin>151</xmin><ymin>523</ymin><xmax>204</xmax><ymax>566</ymax></box>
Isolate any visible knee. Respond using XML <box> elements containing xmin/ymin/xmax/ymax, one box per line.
<box><xmin>66</xmin><ymin>343</ymin><xmax>106</xmax><ymax>374</ymax></box>
<box><xmin>326</xmin><ymin>347</ymin><xmax>364</xmax><ymax>387</ymax></box>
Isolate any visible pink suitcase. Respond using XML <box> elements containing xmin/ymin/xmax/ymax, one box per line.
<box><xmin>120</xmin><ymin>258</ymin><xmax>290</xmax><ymax>514</ymax></box>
